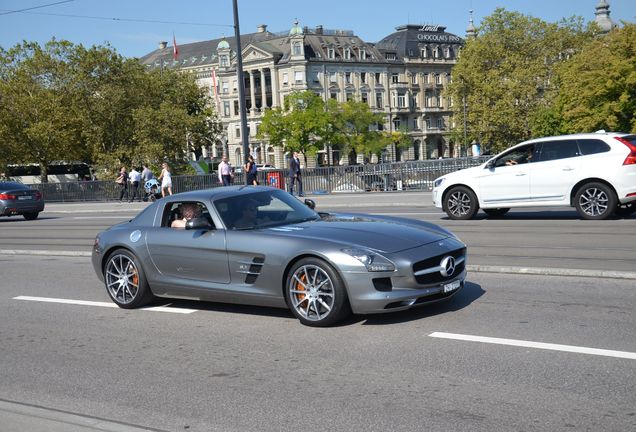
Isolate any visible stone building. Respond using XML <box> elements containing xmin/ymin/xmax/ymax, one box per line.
<box><xmin>140</xmin><ymin>21</ymin><xmax>465</xmax><ymax>168</ymax></box>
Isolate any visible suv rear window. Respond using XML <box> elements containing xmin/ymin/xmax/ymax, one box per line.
<box><xmin>578</xmin><ymin>139</ymin><xmax>610</xmax><ymax>155</ymax></box>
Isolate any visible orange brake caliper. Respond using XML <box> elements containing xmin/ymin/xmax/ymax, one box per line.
<box><xmin>295</xmin><ymin>273</ymin><xmax>307</xmax><ymax>302</ymax></box>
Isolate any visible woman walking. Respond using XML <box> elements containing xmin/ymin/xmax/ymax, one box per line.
<box><xmin>157</xmin><ymin>162</ymin><xmax>173</xmax><ymax>197</ymax></box>
<box><xmin>244</xmin><ymin>155</ymin><xmax>258</xmax><ymax>186</ymax></box>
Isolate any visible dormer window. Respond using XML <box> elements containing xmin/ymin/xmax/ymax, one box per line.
<box><xmin>445</xmin><ymin>46</ymin><xmax>452</xmax><ymax>58</ymax></box>
<box><xmin>220</xmin><ymin>55</ymin><xmax>229</xmax><ymax>67</ymax></box>
<box><xmin>421</xmin><ymin>47</ymin><xmax>428</xmax><ymax>58</ymax></box>
<box><xmin>359</xmin><ymin>48</ymin><xmax>367</xmax><ymax>60</ymax></box>
<box><xmin>385</xmin><ymin>52</ymin><xmax>396</xmax><ymax>60</ymax></box>
<box><xmin>327</xmin><ymin>48</ymin><xmax>335</xmax><ymax>59</ymax></box>
<box><xmin>433</xmin><ymin>46</ymin><xmax>440</xmax><ymax>59</ymax></box>
<box><xmin>344</xmin><ymin>48</ymin><xmax>351</xmax><ymax>60</ymax></box>
<box><xmin>292</xmin><ymin>42</ymin><xmax>302</xmax><ymax>56</ymax></box>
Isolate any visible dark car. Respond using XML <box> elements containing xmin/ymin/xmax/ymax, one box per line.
<box><xmin>0</xmin><ymin>181</ymin><xmax>45</xmax><ymax>220</ymax></box>
<box><xmin>92</xmin><ymin>186</ymin><xmax>467</xmax><ymax>326</ymax></box>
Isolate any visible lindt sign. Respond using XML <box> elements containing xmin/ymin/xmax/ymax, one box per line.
<box><xmin>418</xmin><ymin>25</ymin><xmax>441</xmax><ymax>32</ymax></box>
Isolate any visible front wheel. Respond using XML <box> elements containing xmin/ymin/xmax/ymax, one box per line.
<box><xmin>443</xmin><ymin>186</ymin><xmax>479</xmax><ymax>220</ymax></box>
<box><xmin>574</xmin><ymin>182</ymin><xmax>617</xmax><ymax>220</ymax></box>
<box><xmin>483</xmin><ymin>208</ymin><xmax>510</xmax><ymax>218</ymax></box>
<box><xmin>285</xmin><ymin>258</ymin><xmax>350</xmax><ymax>327</ymax></box>
<box><xmin>104</xmin><ymin>249</ymin><xmax>154</xmax><ymax>308</ymax></box>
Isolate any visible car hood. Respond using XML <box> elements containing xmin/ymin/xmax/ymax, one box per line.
<box><xmin>267</xmin><ymin>215</ymin><xmax>451</xmax><ymax>253</ymax></box>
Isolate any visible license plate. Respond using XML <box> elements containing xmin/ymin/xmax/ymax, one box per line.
<box><xmin>18</xmin><ymin>196</ymin><xmax>32</xmax><ymax>200</ymax></box>
<box><xmin>443</xmin><ymin>280</ymin><xmax>461</xmax><ymax>293</ymax></box>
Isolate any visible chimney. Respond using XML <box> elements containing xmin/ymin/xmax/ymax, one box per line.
<box><xmin>315</xmin><ymin>25</ymin><xmax>323</xmax><ymax>35</ymax></box>
<box><xmin>257</xmin><ymin>24</ymin><xmax>267</xmax><ymax>33</ymax></box>
<box><xmin>159</xmin><ymin>41</ymin><xmax>168</xmax><ymax>50</ymax></box>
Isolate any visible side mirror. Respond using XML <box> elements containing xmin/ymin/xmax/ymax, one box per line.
<box><xmin>186</xmin><ymin>217</ymin><xmax>213</xmax><ymax>230</ymax></box>
<box><xmin>485</xmin><ymin>159</ymin><xmax>496</xmax><ymax>169</ymax></box>
<box><xmin>304</xmin><ymin>198</ymin><xmax>316</xmax><ymax>210</ymax></box>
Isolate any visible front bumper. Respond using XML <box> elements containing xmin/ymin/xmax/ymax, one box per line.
<box><xmin>341</xmin><ymin>238</ymin><xmax>467</xmax><ymax>314</ymax></box>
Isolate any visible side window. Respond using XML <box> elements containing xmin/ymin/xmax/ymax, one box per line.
<box><xmin>494</xmin><ymin>144</ymin><xmax>536</xmax><ymax>167</ymax></box>
<box><xmin>536</xmin><ymin>140</ymin><xmax>579</xmax><ymax>162</ymax></box>
<box><xmin>577</xmin><ymin>139</ymin><xmax>610</xmax><ymax>155</ymax></box>
<box><xmin>161</xmin><ymin>202</ymin><xmax>211</xmax><ymax>228</ymax></box>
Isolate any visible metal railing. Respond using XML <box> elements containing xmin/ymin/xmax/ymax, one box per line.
<box><xmin>31</xmin><ymin>157</ymin><xmax>489</xmax><ymax>202</ymax></box>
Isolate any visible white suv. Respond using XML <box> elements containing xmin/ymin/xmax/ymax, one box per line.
<box><xmin>433</xmin><ymin>131</ymin><xmax>636</xmax><ymax>220</ymax></box>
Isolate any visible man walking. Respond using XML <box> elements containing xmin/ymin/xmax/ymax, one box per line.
<box><xmin>218</xmin><ymin>155</ymin><xmax>233</xmax><ymax>186</ymax></box>
<box><xmin>128</xmin><ymin>166</ymin><xmax>141</xmax><ymax>202</ymax></box>
<box><xmin>288</xmin><ymin>151</ymin><xmax>303</xmax><ymax>196</ymax></box>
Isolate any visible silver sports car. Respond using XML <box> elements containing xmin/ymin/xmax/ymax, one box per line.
<box><xmin>92</xmin><ymin>186</ymin><xmax>467</xmax><ymax>326</ymax></box>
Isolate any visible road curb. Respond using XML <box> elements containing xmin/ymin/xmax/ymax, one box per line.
<box><xmin>2</xmin><ymin>249</ymin><xmax>635</xmax><ymax>280</ymax></box>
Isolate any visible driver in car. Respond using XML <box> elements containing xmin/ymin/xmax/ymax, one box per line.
<box><xmin>171</xmin><ymin>203</ymin><xmax>201</xmax><ymax>228</ymax></box>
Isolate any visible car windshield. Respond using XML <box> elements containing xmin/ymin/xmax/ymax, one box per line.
<box><xmin>214</xmin><ymin>189</ymin><xmax>319</xmax><ymax>230</ymax></box>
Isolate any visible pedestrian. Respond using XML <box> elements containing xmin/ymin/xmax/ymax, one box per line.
<box><xmin>218</xmin><ymin>155</ymin><xmax>233</xmax><ymax>186</ymax></box>
<box><xmin>128</xmin><ymin>166</ymin><xmax>141</xmax><ymax>202</ymax></box>
<box><xmin>116</xmin><ymin>166</ymin><xmax>128</xmax><ymax>202</ymax></box>
<box><xmin>141</xmin><ymin>163</ymin><xmax>154</xmax><ymax>182</ymax></box>
<box><xmin>288</xmin><ymin>151</ymin><xmax>303</xmax><ymax>197</ymax></box>
<box><xmin>157</xmin><ymin>162</ymin><xmax>173</xmax><ymax>197</ymax></box>
<box><xmin>244</xmin><ymin>155</ymin><xmax>258</xmax><ymax>186</ymax></box>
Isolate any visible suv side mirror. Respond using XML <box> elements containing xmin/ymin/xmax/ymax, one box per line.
<box><xmin>304</xmin><ymin>198</ymin><xmax>316</xmax><ymax>210</ymax></box>
<box><xmin>186</xmin><ymin>217</ymin><xmax>213</xmax><ymax>230</ymax></box>
<box><xmin>485</xmin><ymin>159</ymin><xmax>496</xmax><ymax>169</ymax></box>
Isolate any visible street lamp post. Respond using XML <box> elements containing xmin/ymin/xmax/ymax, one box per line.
<box><xmin>232</xmin><ymin>0</ymin><xmax>250</xmax><ymax>184</ymax></box>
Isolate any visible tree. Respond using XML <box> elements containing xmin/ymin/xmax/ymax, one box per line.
<box><xmin>446</xmin><ymin>9</ymin><xmax>594</xmax><ymax>153</ymax></box>
<box><xmin>555</xmin><ymin>23</ymin><xmax>636</xmax><ymax>133</ymax></box>
<box><xmin>328</xmin><ymin>99</ymin><xmax>387</xmax><ymax>161</ymax></box>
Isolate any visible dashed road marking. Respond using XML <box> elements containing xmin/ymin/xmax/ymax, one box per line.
<box><xmin>429</xmin><ymin>332</ymin><xmax>636</xmax><ymax>360</ymax></box>
<box><xmin>13</xmin><ymin>296</ymin><xmax>197</xmax><ymax>314</ymax></box>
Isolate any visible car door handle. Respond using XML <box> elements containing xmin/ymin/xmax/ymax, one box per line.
<box><xmin>562</xmin><ymin>167</ymin><xmax>574</xmax><ymax>171</ymax></box>
<box><xmin>515</xmin><ymin>173</ymin><xmax>527</xmax><ymax>176</ymax></box>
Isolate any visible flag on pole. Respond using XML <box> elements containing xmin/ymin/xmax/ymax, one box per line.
<box><xmin>172</xmin><ymin>33</ymin><xmax>179</xmax><ymax>60</ymax></box>
<box><xmin>211</xmin><ymin>68</ymin><xmax>220</xmax><ymax>111</ymax></box>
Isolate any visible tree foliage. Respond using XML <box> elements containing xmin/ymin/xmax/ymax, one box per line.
<box><xmin>555</xmin><ymin>23</ymin><xmax>636</xmax><ymax>133</ymax></box>
<box><xmin>447</xmin><ymin>9</ymin><xmax>595</xmax><ymax>153</ymax></box>
<box><xmin>0</xmin><ymin>39</ymin><xmax>221</xmax><ymax>181</ymax></box>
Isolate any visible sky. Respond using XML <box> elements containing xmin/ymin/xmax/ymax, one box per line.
<box><xmin>0</xmin><ymin>0</ymin><xmax>634</xmax><ymax>58</ymax></box>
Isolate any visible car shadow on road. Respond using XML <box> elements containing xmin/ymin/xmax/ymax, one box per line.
<box><xmin>352</xmin><ymin>280</ymin><xmax>485</xmax><ymax>326</ymax></box>
<box><xmin>442</xmin><ymin>210</ymin><xmax>635</xmax><ymax>221</ymax></box>
<box><xmin>149</xmin><ymin>298</ymin><xmax>296</xmax><ymax>321</ymax></box>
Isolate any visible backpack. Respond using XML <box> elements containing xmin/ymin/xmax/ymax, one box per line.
<box><xmin>249</xmin><ymin>163</ymin><xmax>258</xmax><ymax>175</ymax></box>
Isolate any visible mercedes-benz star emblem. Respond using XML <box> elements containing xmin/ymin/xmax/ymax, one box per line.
<box><xmin>440</xmin><ymin>256</ymin><xmax>456</xmax><ymax>277</ymax></box>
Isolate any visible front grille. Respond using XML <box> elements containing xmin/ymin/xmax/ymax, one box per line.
<box><xmin>412</xmin><ymin>247</ymin><xmax>466</xmax><ymax>285</ymax></box>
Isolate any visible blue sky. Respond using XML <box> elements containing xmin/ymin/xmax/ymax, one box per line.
<box><xmin>0</xmin><ymin>0</ymin><xmax>633</xmax><ymax>58</ymax></box>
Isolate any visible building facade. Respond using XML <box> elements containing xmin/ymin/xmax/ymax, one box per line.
<box><xmin>140</xmin><ymin>22</ymin><xmax>465</xmax><ymax>168</ymax></box>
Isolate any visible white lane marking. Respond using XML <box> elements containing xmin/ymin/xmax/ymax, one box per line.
<box><xmin>13</xmin><ymin>296</ymin><xmax>197</xmax><ymax>314</ymax></box>
<box><xmin>429</xmin><ymin>332</ymin><xmax>636</xmax><ymax>360</ymax></box>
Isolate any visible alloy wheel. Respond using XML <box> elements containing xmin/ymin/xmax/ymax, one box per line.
<box><xmin>105</xmin><ymin>254</ymin><xmax>140</xmax><ymax>305</ymax></box>
<box><xmin>288</xmin><ymin>264</ymin><xmax>335</xmax><ymax>322</ymax></box>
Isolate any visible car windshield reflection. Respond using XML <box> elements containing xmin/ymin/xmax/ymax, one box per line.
<box><xmin>214</xmin><ymin>189</ymin><xmax>318</xmax><ymax>230</ymax></box>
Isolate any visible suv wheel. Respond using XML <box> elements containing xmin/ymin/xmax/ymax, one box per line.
<box><xmin>574</xmin><ymin>182</ymin><xmax>617</xmax><ymax>220</ymax></box>
<box><xmin>443</xmin><ymin>186</ymin><xmax>478</xmax><ymax>220</ymax></box>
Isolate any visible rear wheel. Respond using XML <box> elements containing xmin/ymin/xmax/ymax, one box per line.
<box><xmin>483</xmin><ymin>208</ymin><xmax>510</xmax><ymax>218</ymax></box>
<box><xmin>443</xmin><ymin>186</ymin><xmax>479</xmax><ymax>220</ymax></box>
<box><xmin>574</xmin><ymin>182</ymin><xmax>617</xmax><ymax>220</ymax></box>
<box><xmin>23</xmin><ymin>212</ymin><xmax>39</xmax><ymax>220</ymax></box>
<box><xmin>285</xmin><ymin>258</ymin><xmax>350</xmax><ymax>327</ymax></box>
<box><xmin>104</xmin><ymin>249</ymin><xmax>153</xmax><ymax>308</ymax></box>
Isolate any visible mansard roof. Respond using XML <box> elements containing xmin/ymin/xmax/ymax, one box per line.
<box><xmin>375</xmin><ymin>24</ymin><xmax>464</xmax><ymax>62</ymax></box>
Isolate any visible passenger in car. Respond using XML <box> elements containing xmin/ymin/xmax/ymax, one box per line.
<box><xmin>171</xmin><ymin>203</ymin><xmax>201</xmax><ymax>228</ymax></box>
<box><xmin>506</xmin><ymin>146</ymin><xmax>535</xmax><ymax>166</ymax></box>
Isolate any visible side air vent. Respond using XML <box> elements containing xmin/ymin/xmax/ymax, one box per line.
<box><xmin>237</xmin><ymin>256</ymin><xmax>265</xmax><ymax>284</ymax></box>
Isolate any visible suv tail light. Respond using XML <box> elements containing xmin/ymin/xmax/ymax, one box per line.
<box><xmin>0</xmin><ymin>193</ymin><xmax>17</xmax><ymax>200</ymax></box>
<box><xmin>615</xmin><ymin>137</ymin><xmax>636</xmax><ymax>165</ymax></box>
<box><xmin>34</xmin><ymin>191</ymin><xmax>42</xmax><ymax>200</ymax></box>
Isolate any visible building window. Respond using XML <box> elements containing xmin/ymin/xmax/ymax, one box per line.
<box><xmin>436</xmin><ymin>95</ymin><xmax>442</xmax><ymax>107</ymax></box>
<box><xmin>445</xmin><ymin>46</ymin><xmax>452</xmax><ymax>58</ymax></box>
<box><xmin>344</xmin><ymin>48</ymin><xmax>351</xmax><ymax>60</ymax></box>
<box><xmin>411</xmin><ymin>93</ymin><xmax>418</xmax><ymax>108</ymax></box>
<box><xmin>293</xmin><ymin>42</ymin><xmax>302</xmax><ymax>56</ymax></box>
<box><xmin>346</xmin><ymin>92</ymin><xmax>353</xmax><ymax>102</ymax></box>
<box><xmin>235</xmin><ymin>126</ymin><xmax>241</xmax><ymax>138</ymax></box>
<box><xmin>345</xmin><ymin>72</ymin><xmax>352</xmax><ymax>84</ymax></box>
<box><xmin>397</xmin><ymin>94</ymin><xmax>406</xmax><ymax>108</ymax></box>
<box><xmin>232</xmin><ymin>79</ymin><xmax>237</xmax><ymax>92</ymax></box>
<box><xmin>330</xmin><ymin>91</ymin><xmax>337</xmax><ymax>100</ymax></box>
<box><xmin>391</xmin><ymin>73</ymin><xmax>399</xmax><ymax>84</ymax></box>
<box><xmin>412</xmin><ymin>118</ymin><xmax>418</xmax><ymax>130</ymax></box>
<box><xmin>360</xmin><ymin>72</ymin><xmax>366</xmax><ymax>84</ymax></box>
<box><xmin>435</xmin><ymin>74</ymin><xmax>442</xmax><ymax>84</ymax></box>
<box><xmin>330</xmin><ymin>72</ymin><xmax>337</xmax><ymax>83</ymax></box>
<box><xmin>282</xmin><ymin>72</ymin><xmax>288</xmax><ymax>86</ymax></box>
<box><xmin>393</xmin><ymin>118</ymin><xmax>400</xmax><ymax>130</ymax></box>
<box><xmin>233</xmin><ymin>100</ymin><xmax>239</xmax><ymax>115</ymax></box>
<box><xmin>327</xmin><ymin>48</ymin><xmax>335</xmax><ymax>59</ymax></box>
<box><xmin>223</xmin><ymin>101</ymin><xmax>230</xmax><ymax>117</ymax></box>
<box><xmin>360</xmin><ymin>48</ymin><xmax>367</xmax><ymax>60</ymax></box>
<box><xmin>437</xmin><ymin>117</ymin><xmax>444</xmax><ymax>129</ymax></box>
<box><xmin>411</xmin><ymin>74</ymin><xmax>417</xmax><ymax>85</ymax></box>
<box><xmin>385</xmin><ymin>52</ymin><xmax>396</xmax><ymax>60</ymax></box>
<box><xmin>375</xmin><ymin>92</ymin><xmax>383</xmax><ymax>107</ymax></box>
<box><xmin>222</xmin><ymin>81</ymin><xmax>229</xmax><ymax>94</ymax></box>
<box><xmin>423</xmin><ymin>73</ymin><xmax>429</xmax><ymax>84</ymax></box>
<box><xmin>375</xmin><ymin>72</ymin><xmax>381</xmax><ymax>83</ymax></box>
<box><xmin>425</xmin><ymin>117</ymin><xmax>431</xmax><ymax>129</ymax></box>
<box><xmin>361</xmin><ymin>92</ymin><xmax>368</xmax><ymax>104</ymax></box>
<box><xmin>421</xmin><ymin>47</ymin><xmax>428</xmax><ymax>58</ymax></box>
<box><xmin>433</xmin><ymin>46</ymin><xmax>440</xmax><ymax>58</ymax></box>
<box><xmin>220</xmin><ymin>55</ymin><xmax>229</xmax><ymax>67</ymax></box>
<box><xmin>294</xmin><ymin>71</ymin><xmax>303</xmax><ymax>84</ymax></box>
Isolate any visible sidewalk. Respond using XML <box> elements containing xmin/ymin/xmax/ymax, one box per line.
<box><xmin>43</xmin><ymin>190</ymin><xmax>432</xmax><ymax>213</ymax></box>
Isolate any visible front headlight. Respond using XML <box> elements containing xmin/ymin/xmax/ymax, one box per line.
<box><xmin>341</xmin><ymin>248</ymin><xmax>395</xmax><ymax>272</ymax></box>
<box><xmin>433</xmin><ymin>177</ymin><xmax>445</xmax><ymax>188</ymax></box>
